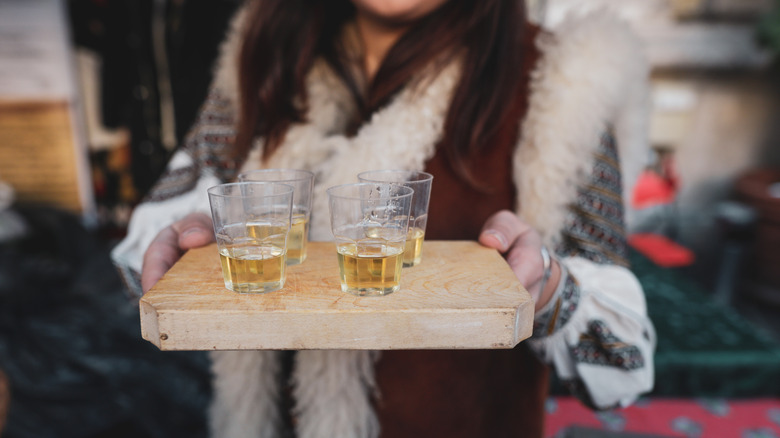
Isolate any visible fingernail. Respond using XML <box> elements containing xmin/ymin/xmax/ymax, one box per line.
<box><xmin>484</xmin><ymin>230</ymin><xmax>508</xmax><ymax>249</ymax></box>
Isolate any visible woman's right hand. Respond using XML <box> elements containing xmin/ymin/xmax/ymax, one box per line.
<box><xmin>141</xmin><ymin>212</ymin><xmax>215</xmax><ymax>294</ymax></box>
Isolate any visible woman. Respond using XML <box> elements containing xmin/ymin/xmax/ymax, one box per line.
<box><xmin>112</xmin><ymin>0</ymin><xmax>655</xmax><ymax>436</ymax></box>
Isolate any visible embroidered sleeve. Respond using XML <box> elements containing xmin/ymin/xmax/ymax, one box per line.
<box><xmin>533</xmin><ymin>130</ymin><xmax>628</xmax><ymax>334</ymax></box>
<box><xmin>532</xmin><ymin>265</ymin><xmax>580</xmax><ymax>338</ymax></box>
<box><xmin>145</xmin><ymin>88</ymin><xmax>242</xmax><ymax>203</ymax></box>
<box><xmin>528</xmin><ymin>130</ymin><xmax>656</xmax><ymax>410</ymax></box>
<box><xmin>558</xmin><ymin>130</ymin><xmax>629</xmax><ymax>267</ymax></box>
<box><xmin>110</xmin><ymin>88</ymin><xmax>241</xmax><ymax>298</ymax></box>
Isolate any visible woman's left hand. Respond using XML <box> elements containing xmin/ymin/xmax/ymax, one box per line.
<box><xmin>478</xmin><ymin>210</ymin><xmax>560</xmax><ymax>312</ymax></box>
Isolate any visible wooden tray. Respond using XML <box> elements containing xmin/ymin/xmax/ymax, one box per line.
<box><xmin>140</xmin><ymin>241</ymin><xmax>533</xmax><ymax>351</ymax></box>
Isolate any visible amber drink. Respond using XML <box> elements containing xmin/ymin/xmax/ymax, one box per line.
<box><xmin>327</xmin><ymin>183</ymin><xmax>413</xmax><ymax>296</ymax></box>
<box><xmin>358</xmin><ymin>170</ymin><xmax>433</xmax><ymax>267</ymax></box>
<box><xmin>404</xmin><ymin>227</ymin><xmax>425</xmax><ymax>266</ymax></box>
<box><xmin>208</xmin><ymin>182</ymin><xmax>294</xmax><ymax>293</ymax></box>
<box><xmin>337</xmin><ymin>239</ymin><xmax>405</xmax><ymax>295</ymax></box>
<box><xmin>286</xmin><ymin>213</ymin><xmax>309</xmax><ymax>264</ymax></box>
<box><xmin>219</xmin><ymin>239</ymin><xmax>285</xmax><ymax>293</ymax></box>
<box><xmin>239</xmin><ymin>169</ymin><xmax>314</xmax><ymax>265</ymax></box>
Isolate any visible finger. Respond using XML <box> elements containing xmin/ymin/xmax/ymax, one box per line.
<box><xmin>141</xmin><ymin>226</ymin><xmax>182</xmax><ymax>294</ymax></box>
<box><xmin>171</xmin><ymin>212</ymin><xmax>215</xmax><ymax>250</ymax></box>
<box><xmin>478</xmin><ymin>210</ymin><xmax>531</xmax><ymax>253</ymax></box>
<box><xmin>505</xmin><ymin>230</ymin><xmax>544</xmax><ymax>295</ymax></box>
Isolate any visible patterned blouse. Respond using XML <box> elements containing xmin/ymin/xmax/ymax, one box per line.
<box><xmin>112</xmin><ymin>85</ymin><xmax>655</xmax><ymax>412</ymax></box>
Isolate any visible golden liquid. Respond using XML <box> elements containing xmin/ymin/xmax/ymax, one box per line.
<box><xmin>403</xmin><ymin>227</ymin><xmax>425</xmax><ymax>267</ymax></box>
<box><xmin>337</xmin><ymin>240</ymin><xmax>404</xmax><ymax>296</ymax></box>
<box><xmin>246</xmin><ymin>223</ymin><xmax>288</xmax><ymax>240</ymax></box>
<box><xmin>286</xmin><ymin>214</ymin><xmax>309</xmax><ymax>265</ymax></box>
<box><xmin>219</xmin><ymin>244</ymin><xmax>286</xmax><ymax>293</ymax></box>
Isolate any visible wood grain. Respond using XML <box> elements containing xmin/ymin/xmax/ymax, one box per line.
<box><xmin>141</xmin><ymin>241</ymin><xmax>533</xmax><ymax>351</ymax></box>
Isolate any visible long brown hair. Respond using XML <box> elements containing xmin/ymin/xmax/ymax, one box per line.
<box><xmin>235</xmin><ymin>0</ymin><xmax>528</xmax><ymax>182</ymax></box>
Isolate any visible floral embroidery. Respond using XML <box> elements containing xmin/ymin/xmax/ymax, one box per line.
<box><xmin>533</xmin><ymin>273</ymin><xmax>581</xmax><ymax>337</ymax></box>
<box><xmin>558</xmin><ymin>130</ymin><xmax>629</xmax><ymax>268</ymax></box>
<box><xmin>570</xmin><ymin>320</ymin><xmax>645</xmax><ymax>371</ymax></box>
<box><xmin>145</xmin><ymin>89</ymin><xmax>239</xmax><ymax>203</ymax></box>
<box><xmin>534</xmin><ymin>131</ymin><xmax>630</xmax><ymax>338</ymax></box>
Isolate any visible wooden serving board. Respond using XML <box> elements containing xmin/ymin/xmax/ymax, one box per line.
<box><xmin>140</xmin><ymin>241</ymin><xmax>533</xmax><ymax>351</ymax></box>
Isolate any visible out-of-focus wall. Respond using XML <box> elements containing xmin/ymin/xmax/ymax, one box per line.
<box><xmin>652</xmin><ymin>72</ymin><xmax>780</xmax><ymax>283</ymax></box>
<box><xmin>0</xmin><ymin>0</ymin><xmax>95</xmax><ymax>221</ymax></box>
<box><xmin>531</xmin><ymin>0</ymin><xmax>780</xmax><ymax>287</ymax></box>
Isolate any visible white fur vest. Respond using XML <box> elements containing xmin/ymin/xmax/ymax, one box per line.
<box><xmin>199</xmin><ymin>7</ymin><xmax>649</xmax><ymax>438</ymax></box>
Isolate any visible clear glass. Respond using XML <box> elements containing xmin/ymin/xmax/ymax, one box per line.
<box><xmin>327</xmin><ymin>183</ymin><xmax>413</xmax><ymax>296</ymax></box>
<box><xmin>358</xmin><ymin>170</ymin><xmax>433</xmax><ymax>267</ymax></box>
<box><xmin>238</xmin><ymin>169</ymin><xmax>314</xmax><ymax>265</ymax></box>
<box><xmin>207</xmin><ymin>182</ymin><xmax>294</xmax><ymax>293</ymax></box>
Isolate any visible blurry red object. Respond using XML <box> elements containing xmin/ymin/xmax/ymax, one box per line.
<box><xmin>632</xmin><ymin>169</ymin><xmax>677</xmax><ymax>209</ymax></box>
<box><xmin>628</xmin><ymin>233</ymin><xmax>695</xmax><ymax>267</ymax></box>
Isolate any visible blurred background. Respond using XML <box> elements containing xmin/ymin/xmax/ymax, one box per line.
<box><xmin>1</xmin><ymin>0</ymin><xmax>780</xmax><ymax>437</ymax></box>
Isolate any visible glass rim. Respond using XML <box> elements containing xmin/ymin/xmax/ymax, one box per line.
<box><xmin>238</xmin><ymin>168</ymin><xmax>315</xmax><ymax>183</ymax></box>
<box><xmin>207</xmin><ymin>181</ymin><xmax>295</xmax><ymax>198</ymax></box>
<box><xmin>326</xmin><ymin>182</ymin><xmax>414</xmax><ymax>200</ymax></box>
<box><xmin>357</xmin><ymin>169</ymin><xmax>433</xmax><ymax>183</ymax></box>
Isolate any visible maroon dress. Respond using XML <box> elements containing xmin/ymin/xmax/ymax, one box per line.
<box><xmin>374</xmin><ymin>25</ymin><xmax>550</xmax><ymax>438</ymax></box>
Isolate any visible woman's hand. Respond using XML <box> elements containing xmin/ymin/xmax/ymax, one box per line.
<box><xmin>141</xmin><ymin>212</ymin><xmax>215</xmax><ymax>294</ymax></box>
<box><xmin>478</xmin><ymin>210</ymin><xmax>560</xmax><ymax>312</ymax></box>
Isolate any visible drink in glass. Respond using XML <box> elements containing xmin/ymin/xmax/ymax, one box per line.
<box><xmin>239</xmin><ymin>169</ymin><xmax>314</xmax><ymax>265</ymax></box>
<box><xmin>358</xmin><ymin>170</ymin><xmax>433</xmax><ymax>267</ymax></box>
<box><xmin>337</xmin><ymin>239</ymin><xmax>405</xmax><ymax>293</ymax></box>
<box><xmin>327</xmin><ymin>183</ymin><xmax>413</xmax><ymax>296</ymax></box>
<box><xmin>208</xmin><ymin>182</ymin><xmax>294</xmax><ymax>293</ymax></box>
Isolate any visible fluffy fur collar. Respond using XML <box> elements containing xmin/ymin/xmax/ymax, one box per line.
<box><xmin>208</xmin><ymin>7</ymin><xmax>649</xmax><ymax>438</ymax></box>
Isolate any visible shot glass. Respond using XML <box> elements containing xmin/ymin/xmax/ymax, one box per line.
<box><xmin>327</xmin><ymin>183</ymin><xmax>414</xmax><ymax>296</ymax></box>
<box><xmin>358</xmin><ymin>170</ymin><xmax>433</xmax><ymax>267</ymax></box>
<box><xmin>239</xmin><ymin>169</ymin><xmax>314</xmax><ymax>265</ymax></box>
<box><xmin>207</xmin><ymin>182</ymin><xmax>294</xmax><ymax>293</ymax></box>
